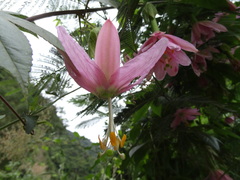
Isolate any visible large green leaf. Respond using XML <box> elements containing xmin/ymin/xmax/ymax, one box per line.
<box><xmin>0</xmin><ymin>11</ymin><xmax>64</xmax><ymax>94</ymax></box>
<box><xmin>0</xmin><ymin>11</ymin><xmax>64</xmax><ymax>51</ymax></box>
<box><xmin>0</xmin><ymin>17</ymin><xmax>32</xmax><ymax>94</ymax></box>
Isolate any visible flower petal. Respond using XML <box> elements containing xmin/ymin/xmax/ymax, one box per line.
<box><xmin>167</xmin><ymin>61</ymin><xmax>179</xmax><ymax>77</ymax></box>
<box><xmin>199</xmin><ymin>21</ymin><xmax>227</xmax><ymax>32</ymax></box>
<box><xmin>95</xmin><ymin>20</ymin><xmax>120</xmax><ymax>80</ymax></box>
<box><xmin>171</xmin><ymin>50</ymin><xmax>191</xmax><ymax>66</ymax></box>
<box><xmin>110</xmin><ymin>37</ymin><xmax>169</xmax><ymax>94</ymax></box>
<box><xmin>164</xmin><ymin>34</ymin><xmax>198</xmax><ymax>52</ymax></box>
<box><xmin>138</xmin><ymin>36</ymin><xmax>158</xmax><ymax>54</ymax></box>
<box><xmin>153</xmin><ymin>60</ymin><xmax>166</xmax><ymax>80</ymax></box>
<box><xmin>57</xmin><ymin>26</ymin><xmax>107</xmax><ymax>94</ymax></box>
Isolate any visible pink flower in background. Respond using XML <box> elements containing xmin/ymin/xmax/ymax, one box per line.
<box><xmin>57</xmin><ymin>20</ymin><xmax>169</xmax><ymax>98</ymax></box>
<box><xmin>204</xmin><ymin>170</ymin><xmax>233</xmax><ymax>180</ymax></box>
<box><xmin>191</xmin><ymin>21</ymin><xmax>227</xmax><ymax>46</ymax></box>
<box><xmin>191</xmin><ymin>54</ymin><xmax>207</xmax><ymax>76</ymax></box>
<box><xmin>171</xmin><ymin>108</ymin><xmax>200</xmax><ymax>128</ymax></box>
<box><xmin>138</xmin><ymin>32</ymin><xmax>198</xmax><ymax>80</ymax></box>
<box><xmin>225</xmin><ymin>116</ymin><xmax>235</xmax><ymax>124</ymax></box>
<box><xmin>226</xmin><ymin>0</ymin><xmax>237</xmax><ymax>11</ymax></box>
<box><xmin>191</xmin><ymin>47</ymin><xmax>219</xmax><ymax>76</ymax></box>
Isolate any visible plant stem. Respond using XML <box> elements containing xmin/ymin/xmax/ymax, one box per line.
<box><xmin>108</xmin><ymin>97</ymin><xmax>114</xmax><ymax>132</ymax></box>
<box><xmin>33</xmin><ymin>87</ymin><xmax>80</xmax><ymax>114</ymax></box>
<box><xmin>0</xmin><ymin>95</ymin><xmax>25</xmax><ymax>125</ymax></box>
<box><xmin>150</xmin><ymin>16</ymin><xmax>159</xmax><ymax>32</ymax></box>
<box><xmin>0</xmin><ymin>119</ymin><xmax>20</xmax><ymax>131</ymax></box>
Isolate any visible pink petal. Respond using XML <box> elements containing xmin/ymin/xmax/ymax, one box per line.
<box><xmin>166</xmin><ymin>61</ymin><xmax>179</xmax><ymax>77</ymax></box>
<box><xmin>57</xmin><ymin>26</ymin><xmax>107</xmax><ymax>94</ymax></box>
<box><xmin>191</xmin><ymin>23</ymin><xmax>202</xmax><ymax>45</ymax></box>
<box><xmin>170</xmin><ymin>117</ymin><xmax>182</xmax><ymax>128</ymax></box>
<box><xmin>171</xmin><ymin>50</ymin><xmax>191</xmax><ymax>66</ymax></box>
<box><xmin>167</xmin><ymin>41</ymin><xmax>181</xmax><ymax>51</ymax></box>
<box><xmin>199</xmin><ymin>21</ymin><xmax>227</xmax><ymax>32</ymax></box>
<box><xmin>95</xmin><ymin>20</ymin><xmax>120</xmax><ymax>80</ymax></box>
<box><xmin>110</xmin><ymin>37</ymin><xmax>169</xmax><ymax>94</ymax></box>
<box><xmin>164</xmin><ymin>34</ymin><xmax>198</xmax><ymax>52</ymax></box>
<box><xmin>153</xmin><ymin>60</ymin><xmax>167</xmax><ymax>80</ymax></box>
<box><xmin>191</xmin><ymin>55</ymin><xmax>207</xmax><ymax>76</ymax></box>
<box><xmin>138</xmin><ymin>36</ymin><xmax>158</xmax><ymax>54</ymax></box>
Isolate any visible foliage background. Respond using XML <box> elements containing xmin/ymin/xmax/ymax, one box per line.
<box><xmin>0</xmin><ymin>0</ymin><xmax>240</xmax><ymax>179</ymax></box>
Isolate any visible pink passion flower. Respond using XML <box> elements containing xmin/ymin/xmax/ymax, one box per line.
<box><xmin>138</xmin><ymin>32</ymin><xmax>198</xmax><ymax>80</ymax></box>
<box><xmin>191</xmin><ymin>21</ymin><xmax>227</xmax><ymax>46</ymax></box>
<box><xmin>171</xmin><ymin>108</ymin><xmax>201</xmax><ymax>128</ymax></box>
<box><xmin>57</xmin><ymin>20</ymin><xmax>169</xmax><ymax>99</ymax></box>
<box><xmin>204</xmin><ymin>170</ymin><xmax>233</xmax><ymax>180</ymax></box>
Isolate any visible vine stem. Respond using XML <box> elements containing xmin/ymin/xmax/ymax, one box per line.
<box><xmin>108</xmin><ymin>97</ymin><xmax>114</xmax><ymax>133</ymax></box>
<box><xmin>26</xmin><ymin>7</ymin><xmax>115</xmax><ymax>22</ymax></box>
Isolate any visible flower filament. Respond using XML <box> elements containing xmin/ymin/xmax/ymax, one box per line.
<box><xmin>98</xmin><ymin>98</ymin><xmax>126</xmax><ymax>159</ymax></box>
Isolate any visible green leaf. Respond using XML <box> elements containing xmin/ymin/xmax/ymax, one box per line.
<box><xmin>0</xmin><ymin>115</ymin><xmax>6</xmax><ymax>120</ymax></box>
<box><xmin>23</xmin><ymin>115</ymin><xmax>38</xmax><ymax>134</ymax></box>
<box><xmin>200</xmin><ymin>134</ymin><xmax>220</xmax><ymax>151</ymax></box>
<box><xmin>143</xmin><ymin>3</ymin><xmax>158</xmax><ymax>18</ymax></box>
<box><xmin>88</xmin><ymin>27</ymin><xmax>100</xmax><ymax>58</ymax></box>
<box><xmin>129</xmin><ymin>143</ymin><xmax>145</xmax><ymax>157</ymax></box>
<box><xmin>0</xmin><ymin>11</ymin><xmax>64</xmax><ymax>51</ymax></box>
<box><xmin>73</xmin><ymin>131</ymin><xmax>81</xmax><ymax>138</ymax></box>
<box><xmin>180</xmin><ymin>0</ymin><xmax>228</xmax><ymax>10</ymax></box>
<box><xmin>131</xmin><ymin>102</ymin><xmax>150</xmax><ymax>122</ymax></box>
<box><xmin>150</xmin><ymin>102</ymin><xmax>162</xmax><ymax>117</ymax></box>
<box><xmin>0</xmin><ymin>17</ymin><xmax>32</xmax><ymax>94</ymax></box>
<box><xmin>235</xmin><ymin>83</ymin><xmax>240</xmax><ymax>101</ymax></box>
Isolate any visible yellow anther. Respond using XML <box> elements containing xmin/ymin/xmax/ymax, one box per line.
<box><xmin>110</xmin><ymin>132</ymin><xmax>117</xmax><ymax>146</ymax></box>
<box><xmin>120</xmin><ymin>134</ymin><xmax>127</xmax><ymax>148</ymax></box>
<box><xmin>98</xmin><ymin>135</ymin><xmax>107</xmax><ymax>150</ymax></box>
<box><xmin>110</xmin><ymin>132</ymin><xmax>121</xmax><ymax>150</ymax></box>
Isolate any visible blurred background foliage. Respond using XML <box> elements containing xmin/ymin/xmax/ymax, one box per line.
<box><xmin>0</xmin><ymin>0</ymin><xmax>240</xmax><ymax>179</ymax></box>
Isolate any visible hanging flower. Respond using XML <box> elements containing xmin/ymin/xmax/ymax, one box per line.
<box><xmin>191</xmin><ymin>54</ymin><xmax>208</xmax><ymax>76</ymax></box>
<box><xmin>191</xmin><ymin>47</ymin><xmax>219</xmax><ymax>76</ymax></box>
<box><xmin>57</xmin><ymin>20</ymin><xmax>169</xmax><ymax>99</ymax></box>
<box><xmin>191</xmin><ymin>21</ymin><xmax>227</xmax><ymax>46</ymax></box>
<box><xmin>57</xmin><ymin>20</ymin><xmax>170</xmax><ymax>157</ymax></box>
<box><xmin>171</xmin><ymin>108</ymin><xmax>201</xmax><ymax>128</ymax></box>
<box><xmin>138</xmin><ymin>32</ymin><xmax>198</xmax><ymax>80</ymax></box>
<box><xmin>204</xmin><ymin>169</ymin><xmax>233</xmax><ymax>180</ymax></box>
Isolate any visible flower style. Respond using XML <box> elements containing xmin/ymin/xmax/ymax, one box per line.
<box><xmin>138</xmin><ymin>32</ymin><xmax>198</xmax><ymax>80</ymax></box>
<box><xmin>191</xmin><ymin>21</ymin><xmax>227</xmax><ymax>46</ymax></box>
<box><xmin>171</xmin><ymin>108</ymin><xmax>201</xmax><ymax>128</ymax></box>
<box><xmin>204</xmin><ymin>170</ymin><xmax>233</xmax><ymax>180</ymax></box>
<box><xmin>57</xmin><ymin>20</ymin><xmax>169</xmax><ymax>99</ymax></box>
